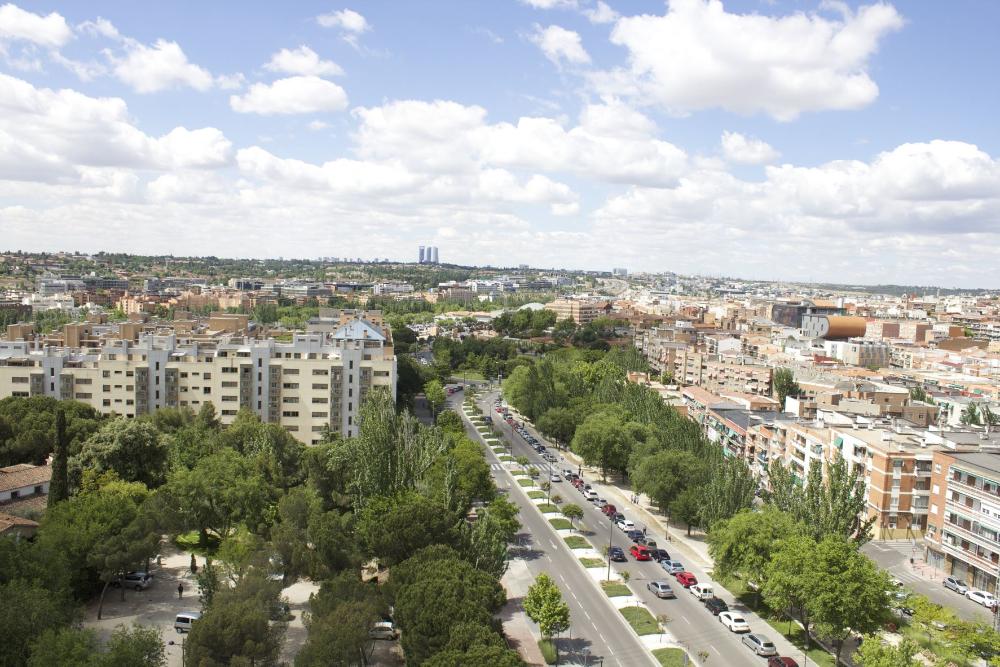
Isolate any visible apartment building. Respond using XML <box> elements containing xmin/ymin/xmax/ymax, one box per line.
<box><xmin>926</xmin><ymin>450</ymin><xmax>1000</xmax><ymax>590</ymax></box>
<box><xmin>545</xmin><ymin>299</ymin><xmax>609</xmax><ymax>325</ymax></box>
<box><xmin>0</xmin><ymin>317</ymin><xmax>396</xmax><ymax>445</ymax></box>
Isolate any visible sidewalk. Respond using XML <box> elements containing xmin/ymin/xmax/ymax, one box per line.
<box><xmin>500</xmin><ymin>559</ymin><xmax>548</xmax><ymax>667</ymax></box>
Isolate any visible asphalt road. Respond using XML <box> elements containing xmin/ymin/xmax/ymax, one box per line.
<box><xmin>452</xmin><ymin>392</ymin><xmax>657</xmax><ymax>667</ymax></box>
<box><xmin>863</xmin><ymin>540</ymin><xmax>997</xmax><ymax>624</ymax></box>
<box><xmin>471</xmin><ymin>391</ymin><xmax>776</xmax><ymax>667</ymax></box>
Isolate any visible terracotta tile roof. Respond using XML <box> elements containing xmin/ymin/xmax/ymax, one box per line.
<box><xmin>0</xmin><ymin>511</ymin><xmax>38</xmax><ymax>534</ymax></box>
<box><xmin>0</xmin><ymin>464</ymin><xmax>52</xmax><ymax>494</ymax></box>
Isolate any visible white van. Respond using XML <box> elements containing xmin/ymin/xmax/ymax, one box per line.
<box><xmin>174</xmin><ymin>611</ymin><xmax>202</xmax><ymax>634</ymax></box>
<box><xmin>690</xmin><ymin>583</ymin><xmax>714</xmax><ymax>600</ymax></box>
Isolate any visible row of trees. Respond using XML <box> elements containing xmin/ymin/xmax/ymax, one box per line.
<box><xmin>2</xmin><ymin>387</ymin><xmax>522</xmax><ymax>667</ymax></box>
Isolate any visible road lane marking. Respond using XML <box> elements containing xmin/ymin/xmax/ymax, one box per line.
<box><xmin>571</xmin><ymin>591</ymin><xmax>580</xmax><ymax>601</ymax></box>
<box><xmin>584</xmin><ymin>610</ymin><xmax>592</xmax><ymax>621</ymax></box>
<box><xmin>599</xmin><ymin>633</ymin><xmax>606</xmax><ymax>643</ymax></box>
<box><xmin>712</xmin><ymin>647</ymin><xmax>721</xmax><ymax>656</ymax></box>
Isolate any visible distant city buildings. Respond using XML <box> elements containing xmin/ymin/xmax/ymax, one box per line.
<box><xmin>418</xmin><ymin>245</ymin><xmax>440</xmax><ymax>264</ymax></box>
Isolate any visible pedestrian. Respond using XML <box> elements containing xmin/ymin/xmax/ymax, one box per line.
<box><xmin>177</xmin><ymin>583</ymin><xmax>184</xmax><ymax>599</ymax></box>
<box><xmin>190</xmin><ymin>553</ymin><xmax>198</xmax><ymax>574</ymax></box>
<box><xmin>643</xmin><ymin>527</ymin><xmax>647</xmax><ymax>537</ymax></box>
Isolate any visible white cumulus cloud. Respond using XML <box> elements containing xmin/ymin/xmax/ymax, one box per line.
<box><xmin>316</xmin><ymin>8</ymin><xmax>369</xmax><ymax>46</ymax></box>
<box><xmin>596</xmin><ymin>0</ymin><xmax>904</xmax><ymax>120</ymax></box>
<box><xmin>520</xmin><ymin>0</ymin><xmax>579</xmax><ymax>8</ymax></box>
<box><xmin>230</xmin><ymin>76</ymin><xmax>349</xmax><ymax>115</ymax></box>
<box><xmin>720</xmin><ymin>131</ymin><xmax>780</xmax><ymax>164</ymax></box>
<box><xmin>0</xmin><ymin>3</ymin><xmax>72</xmax><ymax>47</ymax></box>
<box><xmin>264</xmin><ymin>46</ymin><xmax>343</xmax><ymax>77</ymax></box>
<box><xmin>111</xmin><ymin>39</ymin><xmax>214</xmax><ymax>93</ymax></box>
<box><xmin>530</xmin><ymin>24</ymin><xmax>590</xmax><ymax>66</ymax></box>
<box><xmin>583</xmin><ymin>1</ymin><xmax>619</xmax><ymax>24</ymax></box>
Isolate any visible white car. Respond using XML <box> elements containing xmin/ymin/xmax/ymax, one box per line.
<box><xmin>967</xmin><ymin>589</ymin><xmax>998</xmax><ymax>608</ymax></box>
<box><xmin>369</xmin><ymin>621</ymin><xmax>399</xmax><ymax>640</ymax></box>
<box><xmin>550</xmin><ymin>474</ymin><xmax>562</xmax><ymax>482</ymax></box>
<box><xmin>690</xmin><ymin>583</ymin><xmax>714</xmax><ymax>600</ymax></box>
<box><xmin>617</xmin><ymin>519</ymin><xmax>635</xmax><ymax>531</ymax></box>
<box><xmin>719</xmin><ymin>611</ymin><xmax>751</xmax><ymax>633</ymax></box>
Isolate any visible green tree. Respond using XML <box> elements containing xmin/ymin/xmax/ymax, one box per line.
<box><xmin>631</xmin><ymin>450</ymin><xmax>704</xmax><ymax>511</ymax></box>
<box><xmin>763</xmin><ymin>534</ymin><xmax>818</xmax><ymax>652</ymax></box>
<box><xmin>356</xmin><ymin>492</ymin><xmax>456</xmax><ymax>566</ymax></box>
<box><xmin>26</xmin><ymin>627</ymin><xmax>98</xmax><ymax>667</ymax></box>
<box><xmin>669</xmin><ymin>487</ymin><xmax>703</xmax><ymax>536</ymax></box>
<box><xmin>296</xmin><ymin>600</ymin><xmax>378</xmax><ymax>667</ymax></box>
<box><xmin>562</xmin><ymin>503</ymin><xmax>584</xmax><ymax>531</ymax></box>
<box><xmin>908</xmin><ymin>386</ymin><xmax>932</xmax><ymax>404</ymax></box>
<box><xmin>772</xmin><ymin>368</ymin><xmax>800</xmax><ymax>407</ymax></box>
<box><xmin>48</xmin><ymin>407</ymin><xmax>69</xmax><ymax>507</ymax></box>
<box><xmin>536</xmin><ymin>407</ymin><xmax>580</xmax><ymax>445</ymax></box>
<box><xmin>708</xmin><ymin>507</ymin><xmax>801</xmax><ymax>595</ymax></box>
<box><xmin>0</xmin><ymin>579</ymin><xmax>78</xmax><ymax>667</ymax></box>
<box><xmin>808</xmin><ymin>537</ymin><xmax>892</xmax><ymax>665</ymax></box>
<box><xmin>435</xmin><ymin>410</ymin><xmax>464</xmax><ymax>434</ymax></box>
<box><xmin>425</xmin><ymin>379</ymin><xmax>447</xmax><ymax>417</ymax></box>
<box><xmin>571</xmin><ymin>411</ymin><xmax>634</xmax><ymax>480</ymax></box>
<box><xmin>70</xmin><ymin>418</ymin><xmax>169</xmax><ymax>489</ymax></box>
<box><xmin>699</xmin><ymin>456</ymin><xmax>757</xmax><ymax>528</ymax></box>
<box><xmin>853</xmin><ymin>638</ymin><xmax>919</xmax><ymax>667</ymax></box>
<box><xmin>523</xmin><ymin>574</ymin><xmax>570</xmax><ymax>661</ymax></box>
<box><xmin>961</xmin><ymin>402</ymin><xmax>982</xmax><ymax>425</ymax></box>
<box><xmin>103</xmin><ymin>624</ymin><xmax>166</xmax><ymax>667</ymax></box>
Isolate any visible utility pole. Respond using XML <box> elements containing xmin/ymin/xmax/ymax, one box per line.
<box><xmin>606</xmin><ymin>512</ymin><xmax>614</xmax><ymax>582</ymax></box>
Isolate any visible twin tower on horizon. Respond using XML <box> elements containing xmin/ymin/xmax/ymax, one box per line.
<box><xmin>418</xmin><ymin>245</ymin><xmax>440</xmax><ymax>265</ymax></box>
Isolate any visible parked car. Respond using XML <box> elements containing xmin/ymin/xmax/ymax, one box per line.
<box><xmin>626</xmin><ymin>530</ymin><xmax>644</xmax><ymax>543</ymax></box>
<box><xmin>114</xmin><ymin>571</ymin><xmax>153</xmax><ymax>591</ymax></box>
<box><xmin>637</xmin><ymin>537</ymin><xmax>658</xmax><ymax>549</ymax></box>
<box><xmin>602</xmin><ymin>504</ymin><xmax>617</xmax><ymax>517</ymax></box>
<box><xmin>650</xmin><ymin>548</ymin><xmax>671</xmax><ymax>562</ymax></box>
<box><xmin>369</xmin><ymin>621</ymin><xmax>399</xmax><ymax>640</ymax></box>
<box><xmin>704</xmin><ymin>597</ymin><xmax>729</xmax><ymax>615</ymax></box>
<box><xmin>550</xmin><ymin>474</ymin><xmax>562</xmax><ymax>482</ymax></box>
<box><xmin>174</xmin><ymin>611</ymin><xmax>202</xmax><ymax>634</ymax></box>
<box><xmin>661</xmin><ymin>560</ymin><xmax>684</xmax><ymax>574</ymax></box>
<box><xmin>743</xmin><ymin>634</ymin><xmax>777</xmax><ymax>656</ymax></box>
<box><xmin>630</xmin><ymin>545</ymin><xmax>652</xmax><ymax>561</ymax></box>
<box><xmin>719</xmin><ymin>611</ymin><xmax>751</xmax><ymax>633</ymax></box>
<box><xmin>583</xmin><ymin>489</ymin><xmax>599</xmax><ymax>501</ymax></box>
<box><xmin>690</xmin><ymin>583</ymin><xmax>714</xmax><ymax>600</ymax></box>
<box><xmin>609</xmin><ymin>546</ymin><xmax>627</xmax><ymax>562</ymax></box>
<box><xmin>944</xmin><ymin>577</ymin><xmax>969</xmax><ymax>594</ymax></box>
<box><xmin>593</xmin><ymin>498</ymin><xmax>608</xmax><ymax>507</ymax></box>
<box><xmin>611</xmin><ymin>513</ymin><xmax>625</xmax><ymax>524</ymax></box>
<box><xmin>617</xmin><ymin>519</ymin><xmax>636</xmax><ymax>531</ymax></box>
<box><xmin>767</xmin><ymin>658</ymin><xmax>799</xmax><ymax>667</ymax></box>
<box><xmin>967</xmin><ymin>589</ymin><xmax>998</xmax><ymax>608</ymax></box>
<box><xmin>647</xmin><ymin>581</ymin><xmax>675</xmax><ymax>599</ymax></box>
<box><xmin>674</xmin><ymin>572</ymin><xmax>698</xmax><ymax>588</ymax></box>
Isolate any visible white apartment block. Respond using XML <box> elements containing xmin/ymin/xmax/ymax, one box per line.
<box><xmin>0</xmin><ymin>320</ymin><xmax>395</xmax><ymax>445</ymax></box>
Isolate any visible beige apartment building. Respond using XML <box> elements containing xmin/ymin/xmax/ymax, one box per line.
<box><xmin>545</xmin><ymin>299</ymin><xmax>608</xmax><ymax>325</ymax></box>
<box><xmin>0</xmin><ymin>317</ymin><xmax>396</xmax><ymax>445</ymax></box>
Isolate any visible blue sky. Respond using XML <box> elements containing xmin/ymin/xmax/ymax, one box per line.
<box><xmin>2</xmin><ymin>1</ymin><xmax>999</xmax><ymax>286</ymax></box>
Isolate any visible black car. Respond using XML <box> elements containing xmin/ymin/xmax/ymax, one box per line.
<box><xmin>650</xmin><ymin>548</ymin><xmax>671</xmax><ymax>562</ymax></box>
<box><xmin>611</xmin><ymin>512</ymin><xmax>625</xmax><ymax>523</ymax></box>
<box><xmin>626</xmin><ymin>530</ymin><xmax>644</xmax><ymax>543</ymax></box>
<box><xmin>609</xmin><ymin>546</ymin><xmax>627</xmax><ymax>562</ymax></box>
<box><xmin>704</xmin><ymin>597</ymin><xmax>729</xmax><ymax>615</ymax></box>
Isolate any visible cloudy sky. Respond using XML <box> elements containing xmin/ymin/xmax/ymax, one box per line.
<box><xmin>1</xmin><ymin>1</ymin><xmax>998</xmax><ymax>287</ymax></box>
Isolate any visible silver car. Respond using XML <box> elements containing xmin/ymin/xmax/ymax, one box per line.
<box><xmin>742</xmin><ymin>633</ymin><xmax>777</xmax><ymax>656</ymax></box>
<box><xmin>944</xmin><ymin>577</ymin><xmax>969</xmax><ymax>595</ymax></box>
<box><xmin>647</xmin><ymin>581</ymin><xmax>676</xmax><ymax>599</ymax></box>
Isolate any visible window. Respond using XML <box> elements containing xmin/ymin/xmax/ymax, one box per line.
<box><xmin>311</xmin><ymin>412</ymin><xmax>328</xmax><ymax>418</ymax></box>
<box><xmin>282</xmin><ymin>411</ymin><xmax>299</xmax><ymax>417</ymax></box>
<box><xmin>283</xmin><ymin>397</ymin><xmax>299</xmax><ymax>404</ymax></box>
<box><xmin>102</xmin><ymin>370</ymin><xmax>110</xmax><ymax>378</ymax></box>
<box><xmin>103</xmin><ymin>385</ymin><xmax>111</xmax><ymax>392</ymax></box>
<box><xmin>312</xmin><ymin>384</ymin><xmax>328</xmax><ymax>390</ymax></box>
<box><xmin>313</xmin><ymin>369</ymin><xmax>329</xmax><ymax>376</ymax></box>
<box><xmin>935</xmin><ymin>463</ymin><xmax>942</xmax><ymax>474</ymax></box>
<box><xmin>222</xmin><ymin>381</ymin><xmax>238</xmax><ymax>388</ymax></box>
<box><xmin>203</xmin><ymin>373</ymin><xmax>211</xmax><ymax>380</ymax></box>
<box><xmin>349</xmin><ymin>360</ymin><xmax>354</xmax><ymax>370</ymax></box>
<box><xmin>283</xmin><ymin>383</ymin><xmax>299</xmax><ymax>389</ymax></box>
<box><xmin>203</xmin><ymin>387</ymin><xmax>211</xmax><ymax>394</ymax></box>
<box><xmin>283</xmin><ymin>368</ymin><xmax>299</xmax><ymax>375</ymax></box>
<box><xmin>222</xmin><ymin>396</ymin><xmax>238</xmax><ymax>402</ymax></box>
<box><xmin>312</xmin><ymin>397</ymin><xmax>326</xmax><ymax>404</ymax></box>
<box><xmin>34</xmin><ymin>485</ymin><xmax>42</xmax><ymax>495</ymax></box>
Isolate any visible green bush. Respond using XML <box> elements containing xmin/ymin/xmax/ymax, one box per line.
<box><xmin>538</xmin><ymin>639</ymin><xmax>558</xmax><ymax>665</ymax></box>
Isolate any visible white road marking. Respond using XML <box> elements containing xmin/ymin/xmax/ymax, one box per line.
<box><xmin>584</xmin><ymin>610</ymin><xmax>592</xmax><ymax>621</ymax></box>
<box><xmin>682</xmin><ymin>616</ymin><xmax>691</xmax><ymax>625</ymax></box>
<box><xmin>598</xmin><ymin>633</ymin><xmax>607</xmax><ymax>643</ymax></box>
<box><xmin>571</xmin><ymin>591</ymin><xmax>580</xmax><ymax>602</ymax></box>
<box><xmin>712</xmin><ymin>647</ymin><xmax>721</xmax><ymax>656</ymax></box>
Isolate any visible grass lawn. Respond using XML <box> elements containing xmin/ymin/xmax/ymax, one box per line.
<box><xmin>528</xmin><ymin>490</ymin><xmax>546</xmax><ymax>499</ymax></box>
<box><xmin>580</xmin><ymin>557</ymin><xmax>605</xmax><ymax>568</ymax></box>
<box><xmin>620</xmin><ymin>606</ymin><xmax>660</xmax><ymax>635</ymax></box>
<box><xmin>653</xmin><ymin>648</ymin><xmax>688</xmax><ymax>667</ymax></box>
<box><xmin>564</xmin><ymin>536</ymin><xmax>589</xmax><ymax>549</ymax></box>
<box><xmin>518</xmin><ymin>479</ymin><xmax>535</xmax><ymax>487</ymax></box>
<box><xmin>486</xmin><ymin>438</ymin><xmax>500</xmax><ymax>445</ymax></box>
<box><xmin>601</xmin><ymin>580</ymin><xmax>631</xmax><ymax>597</ymax></box>
<box><xmin>536</xmin><ymin>503</ymin><xmax>558</xmax><ymax>513</ymax></box>
<box><xmin>549</xmin><ymin>518</ymin><xmax>572</xmax><ymax>530</ymax></box>
<box><xmin>511</xmin><ymin>469</ymin><xmax>528</xmax><ymax>477</ymax></box>
<box><xmin>538</xmin><ymin>639</ymin><xmax>557</xmax><ymax>665</ymax></box>
<box><xmin>173</xmin><ymin>530</ymin><xmax>219</xmax><ymax>556</ymax></box>
<box><xmin>499</xmin><ymin>455</ymin><xmax>515</xmax><ymax>462</ymax></box>
<box><xmin>492</xmin><ymin>447</ymin><xmax>506</xmax><ymax>454</ymax></box>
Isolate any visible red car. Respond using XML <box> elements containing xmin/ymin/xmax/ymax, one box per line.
<box><xmin>767</xmin><ymin>659</ymin><xmax>799</xmax><ymax>667</ymax></box>
<box><xmin>674</xmin><ymin>572</ymin><xmax>698</xmax><ymax>588</ymax></box>
<box><xmin>630</xmin><ymin>545</ymin><xmax>651</xmax><ymax>561</ymax></box>
<box><xmin>602</xmin><ymin>504</ymin><xmax>618</xmax><ymax>516</ymax></box>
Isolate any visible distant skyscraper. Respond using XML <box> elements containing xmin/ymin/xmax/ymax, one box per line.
<box><xmin>418</xmin><ymin>246</ymin><xmax>425</xmax><ymax>264</ymax></box>
<box><xmin>431</xmin><ymin>246</ymin><xmax>439</xmax><ymax>264</ymax></box>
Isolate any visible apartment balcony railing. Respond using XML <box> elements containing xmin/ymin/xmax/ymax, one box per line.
<box><xmin>950</xmin><ymin>477</ymin><xmax>1000</xmax><ymax>507</ymax></box>
<box><xmin>939</xmin><ymin>539</ymin><xmax>1000</xmax><ymax>574</ymax></box>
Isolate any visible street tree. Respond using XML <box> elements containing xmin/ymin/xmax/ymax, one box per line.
<box><xmin>772</xmin><ymin>368</ymin><xmax>800</xmax><ymax>407</ymax></box>
<box><xmin>562</xmin><ymin>503</ymin><xmax>584</xmax><ymax>531</ymax></box>
<box><xmin>295</xmin><ymin>599</ymin><xmax>378</xmax><ymax>667</ymax></box>
<box><xmin>808</xmin><ymin>537</ymin><xmax>892</xmax><ymax>665</ymax></box>
<box><xmin>699</xmin><ymin>456</ymin><xmax>756</xmax><ymax>528</ymax></box>
<box><xmin>424</xmin><ymin>379</ymin><xmax>447</xmax><ymax>417</ymax></box>
<box><xmin>853</xmin><ymin>637</ymin><xmax>919</xmax><ymax>667</ymax></box>
<box><xmin>524</xmin><ymin>573</ymin><xmax>571</xmax><ymax>662</ymax></box>
<box><xmin>356</xmin><ymin>492</ymin><xmax>456</xmax><ymax>566</ymax></box>
<box><xmin>47</xmin><ymin>407</ymin><xmax>69</xmax><ymax>507</ymax></box>
<box><xmin>536</xmin><ymin>406</ymin><xmax>579</xmax><ymax>445</ymax></box>
<box><xmin>631</xmin><ymin>450</ymin><xmax>704</xmax><ymax>511</ymax></box>
<box><xmin>670</xmin><ymin>487</ymin><xmax>703</xmax><ymax>536</ymax></box>
<box><xmin>763</xmin><ymin>534</ymin><xmax>818</xmax><ymax>651</ymax></box>
<box><xmin>571</xmin><ymin>411</ymin><xmax>633</xmax><ymax>480</ymax></box>
<box><xmin>708</xmin><ymin>507</ymin><xmax>801</xmax><ymax>596</ymax></box>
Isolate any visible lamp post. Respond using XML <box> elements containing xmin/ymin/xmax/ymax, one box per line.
<box><xmin>606</xmin><ymin>512</ymin><xmax>614</xmax><ymax>582</ymax></box>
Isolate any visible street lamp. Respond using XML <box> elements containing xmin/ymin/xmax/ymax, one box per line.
<box><xmin>606</xmin><ymin>512</ymin><xmax>615</xmax><ymax>582</ymax></box>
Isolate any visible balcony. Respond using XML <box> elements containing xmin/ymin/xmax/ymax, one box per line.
<box><xmin>939</xmin><ymin>538</ymin><xmax>1000</xmax><ymax>574</ymax></box>
<box><xmin>942</xmin><ymin>512</ymin><xmax>1000</xmax><ymax>553</ymax></box>
<box><xmin>951</xmin><ymin>477</ymin><xmax>1000</xmax><ymax>507</ymax></box>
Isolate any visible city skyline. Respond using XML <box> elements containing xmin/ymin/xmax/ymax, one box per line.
<box><xmin>1</xmin><ymin>1</ymin><xmax>999</xmax><ymax>286</ymax></box>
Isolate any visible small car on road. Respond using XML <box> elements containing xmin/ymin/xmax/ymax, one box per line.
<box><xmin>630</xmin><ymin>544</ymin><xmax>652</xmax><ymax>561</ymax></box>
<box><xmin>767</xmin><ymin>658</ymin><xmax>799</xmax><ymax>667</ymax></box>
<box><xmin>944</xmin><ymin>577</ymin><xmax>969</xmax><ymax>595</ymax></box>
<box><xmin>704</xmin><ymin>597</ymin><xmax>729</xmax><ymax>615</ymax></box>
<box><xmin>743</xmin><ymin>633</ymin><xmax>777</xmax><ymax>656</ymax></box>
<box><xmin>661</xmin><ymin>560</ymin><xmax>684</xmax><ymax>574</ymax></box>
<box><xmin>674</xmin><ymin>572</ymin><xmax>698</xmax><ymax>588</ymax></box>
<box><xmin>650</xmin><ymin>548</ymin><xmax>671</xmax><ymax>562</ymax></box>
<box><xmin>616</xmin><ymin>518</ymin><xmax>635</xmax><ymax>531</ymax></box>
<box><xmin>647</xmin><ymin>581</ymin><xmax>675</xmax><ymax>598</ymax></box>
<box><xmin>602</xmin><ymin>504</ymin><xmax>617</xmax><ymax>517</ymax></box>
<box><xmin>609</xmin><ymin>546</ymin><xmax>627</xmax><ymax>562</ymax></box>
<box><xmin>369</xmin><ymin>621</ymin><xmax>399</xmax><ymax>640</ymax></box>
<box><xmin>690</xmin><ymin>583</ymin><xmax>714</xmax><ymax>600</ymax></box>
<box><xmin>719</xmin><ymin>611</ymin><xmax>751</xmax><ymax>633</ymax></box>
<box><xmin>967</xmin><ymin>589</ymin><xmax>998</xmax><ymax>608</ymax></box>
